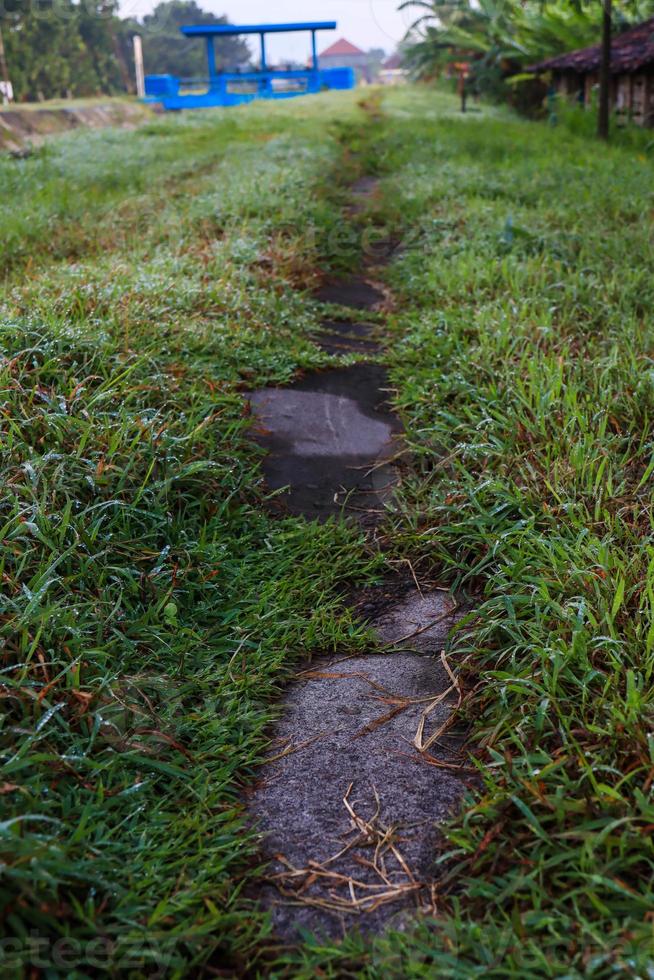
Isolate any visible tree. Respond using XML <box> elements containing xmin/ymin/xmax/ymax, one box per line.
<box><xmin>0</xmin><ymin>1</ymin><xmax>249</xmax><ymax>102</ymax></box>
<box><xmin>1</xmin><ymin>0</ymin><xmax>125</xmax><ymax>101</ymax></box>
<box><xmin>401</xmin><ymin>0</ymin><xmax>532</xmax><ymax>104</ymax></box>
<box><xmin>135</xmin><ymin>2</ymin><xmax>250</xmax><ymax>78</ymax></box>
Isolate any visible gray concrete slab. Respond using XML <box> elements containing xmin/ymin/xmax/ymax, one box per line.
<box><xmin>249</xmin><ymin>588</ymin><xmax>471</xmax><ymax>940</ymax></box>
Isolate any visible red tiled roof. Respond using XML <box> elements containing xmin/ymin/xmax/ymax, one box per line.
<box><xmin>530</xmin><ymin>16</ymin><xmax>654</xmax><ymax>73</ymax></box>
<box><xmin>320</xmin><ymin>38</ymin><xmax>365</xmax><ymax>58</ymax></box>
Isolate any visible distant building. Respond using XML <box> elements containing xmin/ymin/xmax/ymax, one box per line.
<box><xmin>529</xmin><ymin>17</ymin><xmax>654</xmax><ymax>126</ymax></box>
<box><xmin>319</xmin><ymin>38</ymin><xmax>373</xmax><ymax>83</ymax></box>
<box><xmin>379</xmin><ymin>51</ymin><xmax>408</xmax><ymax>86</ymax></box>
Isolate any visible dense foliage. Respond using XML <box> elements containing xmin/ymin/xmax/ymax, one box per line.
<box><xmin>402</xmin><ymin>0</ymin><xmax>654</xmax><ymax>102</ymax></box>
<box><xmin>0</xmin><ymin>0</ymin><xmax>249</xmax><ymax>102</ymax></box>
<box><xmin>1</xmin><ymin>0</ymin><xmax>127</xmax><ymax>102</ymax></box>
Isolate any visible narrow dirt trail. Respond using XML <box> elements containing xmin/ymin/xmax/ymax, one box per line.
<box><xmin>246</xmin><ymin>177</ymin><xmax>474</xmax><ymax>940</ymax></box>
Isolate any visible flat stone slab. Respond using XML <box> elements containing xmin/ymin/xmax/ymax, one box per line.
<box><xmin>249</xmin><ymin>589</ymin><xmax>472</xmax><ymax>940</ymax></box>
<box><xmin>248</xmin><ymin>365</ymin><xmax>402</xmax><ymax>521</ymax></box>
<box><xmin>369</xmin><ymin>590</ymin><xmax>462</xmax><ymax>653</ymax></box>
<box><xmin>247</xmin><ymin>262</ymin><xmax>472</xmax><ymax>941</ymax></box>
<box><xmin>314</xmin><ymin>277</ymin><xmax>385</xmax><ymax>311</ymax></box>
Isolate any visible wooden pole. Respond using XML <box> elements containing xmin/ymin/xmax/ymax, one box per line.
<box><xmin>598</xmin><ymin>0</ymin><xmax>612</xmax><ymax>139</ymax></box>
<box><xmin>133</xmin><ymin>34</ymin><xmax>145</xmax><ymax>99</ymax></box>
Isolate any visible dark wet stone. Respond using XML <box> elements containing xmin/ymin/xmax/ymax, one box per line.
<box><xmin>313</xmin><ymin>277</ymin><xmax>385</xmax><ymax>311</ymax></box>
<box><xmin>311</xmin><ymin>320</ymin><xmax>381</xmax><ymax>356</ymax></box>
<box><xmin>350</xmin><ymin>175</ymin><xmax>380</xmax><ymax>198</ymax></box>
<box><xmin>248</xmin><ymin>365</ymin><xmax>402</xmax><ymax>521</ymax></box>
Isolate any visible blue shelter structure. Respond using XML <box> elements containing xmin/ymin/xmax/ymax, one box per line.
<box><xmin>144</xmin><ymin>21</ymin><xmax>356</xmax><ymax>110</ymax></box>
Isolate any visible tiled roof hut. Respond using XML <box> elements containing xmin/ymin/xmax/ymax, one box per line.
<box><xmin>529</xmin><ymin>17</ymin><xmax>654</xmax><ymax>126</ymax></box>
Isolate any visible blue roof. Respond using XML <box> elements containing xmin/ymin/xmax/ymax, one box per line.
<box><xmin>181</xmin><ymin>22</ymin><xmax>337</xmax><ymax>38</ymax></box>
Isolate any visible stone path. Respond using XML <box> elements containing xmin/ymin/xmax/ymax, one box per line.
<box><xmin>249</xmin><ymin>364</ymin><xmax>400</xmax><ymax>521</ymax></box>
<box><xmin>246</xmin><ymin>179</ymin><xmax>473</xmax><ymax>940</ymax></box>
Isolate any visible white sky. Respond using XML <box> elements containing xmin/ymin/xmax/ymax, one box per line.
<box><xmin>120</xmin><ymin>0</ymin><xmax>418</xmax><ymax>60</ymax></box>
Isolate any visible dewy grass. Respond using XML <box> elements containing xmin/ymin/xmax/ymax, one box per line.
<box><xmin>351</xmin><ymin>87</ymin><xmax>653</xmax><ymax>976</ymax></box>
<box><xmin>0</xmin><ymin>93</ymin><xmax>383</xmax><ymax>974</ymax></box>
<box><xmin>3</xmin><ymin>84</ymin><xmax>654</xmax><ymax>976</ymax></box>
<box><xmin>0</xmin><ymin>100</ymin><xmax>355</xmax><ymax>277</ymax></box>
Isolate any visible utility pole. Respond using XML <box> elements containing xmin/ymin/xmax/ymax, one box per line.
<box><xmin>598</xmin><ymin>0</ymin><xmax>612</xmax><ymax>139</ymax></box>
<box><xmin>133</xmin><ymin>35</ymin><xmax>145</xmax><ymax>99</ymax></box>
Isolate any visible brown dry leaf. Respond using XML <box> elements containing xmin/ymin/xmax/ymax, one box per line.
<box><xmin>355</xmin><ymin>703</ymin><xmax>410</xmax><ymax>738</ymax></box>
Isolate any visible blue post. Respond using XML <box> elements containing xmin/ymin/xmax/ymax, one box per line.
<box><xmin>311</xmin><ymin>30</ymin><xmax>318</xmax><ymax>70</ymax></box>
<box><xmin>259</xmin><ymin>32</ymin><xmax>271</xmax><ymax>95</ymax></box>
<box><xmin>309</xmin><ymin>30</ymin><xmax>320</xmax><ymax>92</ymax></box>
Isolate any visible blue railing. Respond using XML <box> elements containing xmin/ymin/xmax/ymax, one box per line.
<box><xmin>144</xmin><ymin>67</ymin><xmax>355</xmax><ymax>110</ymax></box>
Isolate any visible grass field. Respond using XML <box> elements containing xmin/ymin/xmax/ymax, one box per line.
<box><xmin>1</xmin><ymin>87</ymin><xmax>653</xmax><ymax>976</ymax></box>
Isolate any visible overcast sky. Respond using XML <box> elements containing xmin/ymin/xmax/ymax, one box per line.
<box><xmin>120</xmin><ymin>0</ymin><xmax>417</xmax><ymax>60</ymax></box>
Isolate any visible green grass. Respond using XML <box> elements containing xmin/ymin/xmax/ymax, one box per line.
<box><xmin>3</xmin><ymin>85</ymin><xmax>654</xmax><ymax>975</ymax></box>
<box><xmin>339</xmin><ymin>87</ymin><xmax>654</xmax><ymax>977</ymax></box>
<box><xmin>0</xmin><ymin>93</ymin><xmax>383</xmax><ymax>974</ymax></box>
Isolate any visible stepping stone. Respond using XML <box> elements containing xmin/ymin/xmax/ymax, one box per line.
<box><xmin>350</xmin><ymin>175</ymin><xmax>380</xmax><ymax>198</ymax></box>
<box><xmin>314</xmin><ymin>277</ymin><xmax>385</xmax><ymax>311</ymax></box>
<box><xmin>249</xmin><ymin>365</ymin><xmax>401</xmax><ymax>521</ymax></box>
<box><xmin>311</xmin><ymin>320</ymin><xmax>381</xmax><ymax>356</ymax></box>
<box><xmin>248</xmin><ymin>588</ymin><xmax>472</xmax><ymax>940</ymax></box>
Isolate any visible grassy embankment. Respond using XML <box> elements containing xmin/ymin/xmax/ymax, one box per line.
<box><xmin>0</xmin><ymin>93</ymin><xmax>381</xmax><ymax>974</ymax></box>
<box><xmin>2</xmin><ymin>86</ymin><xmax>654</xmax><ymax>975</ymax></box>
<box><xmin>0</xmin><ymin>99</ymin><xmax>150</xmax><ymax>154</ymax></box>
<box><xmin>341</xmin><ymin>88</ymin><xmax>654</xmax><ymax>977</ymax></box>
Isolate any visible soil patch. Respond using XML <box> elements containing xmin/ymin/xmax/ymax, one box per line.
<box><xmin>0</xmin><ymin>102</ymin><xmax>151</xmax><ymax>153</ymax></box>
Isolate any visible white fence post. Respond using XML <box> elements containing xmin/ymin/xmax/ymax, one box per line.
<box><xmin>133</xmin><ymin>35</ymin><xmax>145</xmax><ymax>99</ymax></box>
